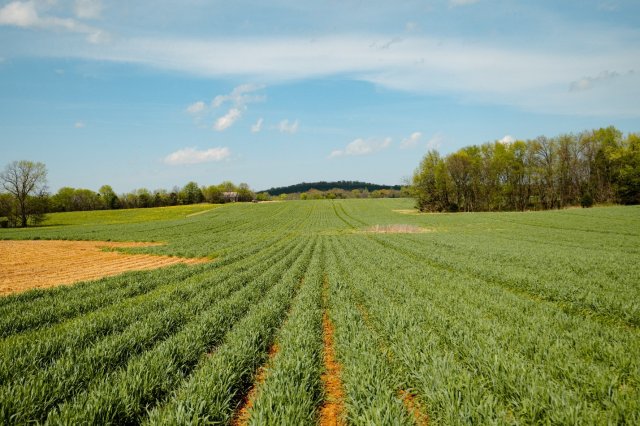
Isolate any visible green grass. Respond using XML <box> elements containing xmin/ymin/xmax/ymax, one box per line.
<box><xmin>0</xmin><ymin>199</ymin><xmax>638</xmax><ymax>424</ymax></box>
<box><xmin>38</xmin><ymin>203</ymin><xmax>222</xmax><ymax>227</ymax></box>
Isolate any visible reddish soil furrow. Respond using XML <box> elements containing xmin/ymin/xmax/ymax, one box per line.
<box><xmin>232</xmin><ymin>342</ymin><xmax>280</xmax><ymax>426</ymax></box>
<box><xmin>399</xmin><ymin>390</ymin><xmax>430</xmax><ymax>426</ymax></box>
<box><xmin>320</xmin><ymin>311</ymin><xmax>346</xmax><ymax>426</ymax></box>
<box><xmin>0</xmin><ymin>240</ymin><xmax>210</xmax><ymax>295</ymax></box>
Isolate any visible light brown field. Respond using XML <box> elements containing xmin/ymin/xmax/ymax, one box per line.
<box><xmin>362</xmin><ymin>224</ymin><xmax>430</xmax><ymax>234</ymax></box>
<box><xmin>0</xmin><ymin>240</ymin><xmax>209</xmax><ymax>295</ymax></box>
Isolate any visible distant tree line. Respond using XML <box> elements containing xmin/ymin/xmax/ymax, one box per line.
<box><xmin>0</xmin><ymin>168</ymin><xmax>256</xmax><ymax>227</ymax></box>
<box><xmin>267</xmin><ymin>187</ymin><xmax>407</xmax><ymax>201</ymax></box>
<box><xmin>411</xmin><ymin>126</ymin><xmax>640</xmax><ymax>212</ymax></box>
<box><xmin>46</xmin><ymin>181</ymin><xmax>255</xmax><ymax>213</ymax></box>
<box><xmin>263</xmin><ymin>180</ymin><xmax>403</xmax><ymax>196</ymax></box>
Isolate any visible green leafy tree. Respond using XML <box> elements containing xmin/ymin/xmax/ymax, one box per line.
<box><xmin>179</xmin><ymin>182</ymin><xmax>204</xmax><ymax>205</ymax></box>
<box><xmin>0</xmin><ymin>160</ymin><xmax>48</xmax><ymax>227</ymax></box>
<box><xmin>202</xmin><ymin>185</ymin><xmax>223</xmax><ymax>203</ymax></box>
<box><xmin>99</xmin><ymin>185</ymin><xmax>120</xmax><ymax>209</ymax></box>
<box><xmin>236</xmin><ymin>183</ymin><xmax>255</xmax><ymax>202</ymax></box>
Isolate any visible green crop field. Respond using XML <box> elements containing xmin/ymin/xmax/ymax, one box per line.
<box><xmin>1</xmin><ymin>199</ymin><xmax>639</xmax><ymax>424</ymax></box>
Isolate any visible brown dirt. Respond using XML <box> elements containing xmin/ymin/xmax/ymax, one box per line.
<box><xmin>362</xmin><ymin>224</ymin><xmax>430</xmax><ymax>234</ymax></box>
<box><xmin>399</xmin><ymin>390</ymin><xmax>430</xmax><ymax>426</ymax></box>
<box><xmin>392</xmin><ymin>209</ymin><xmax>421</xmax><ymax>215</ymax></box>
<box><xmin>0</xmin><ymin>240</ymin><xmax>210</xmax><ymax>295</ymax></box>
<box><xmin>320</xmin><ymin>311</ymin><xmax>346</xmax><ymax>426</ymax></box>
<box><xmin>232</xmin><ymin>342</ymin><xmax>280</xmax><ymax>426</ymax></box>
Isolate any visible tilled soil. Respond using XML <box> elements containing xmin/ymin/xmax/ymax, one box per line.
<box><xmin>0</xmin><ymin>240</ymin><xmax>209</xmax><ymax>295</ymax></box>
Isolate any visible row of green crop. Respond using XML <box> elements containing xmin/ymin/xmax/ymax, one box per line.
<box><xmin>324</xmin><ymin>236</ymin><xmax>414</xmax><ymax>425</ymax></box>
<box><xmin>245</xmin><ymin>237</ymin><xmax>325</xmax><ymax>425</ymax></box>
<box><xmin>143</xmin><ymin>238</ymin><xmax>319</xmax><ymax>424</ymax></box>
<box><xmin>0</xmin><ymin>201</ymin><xmax>318</xmax><ymax>338</ymax></box>
<box><xmin>368</xmin><ymin>231</ymin><xmax>640</xmax><ymax>327</ymax></box>
<box><xmin>1</xmin><ymin>236</ymin><xmax>312</xmax><ymax>424</ymax></box>
<box><xmin>329</xmin><ymin>234</ymin><xmax>640</xmax><ymax>423</ymax></box>
<box><xmin>0</xmin><ymin>230</ymin><xmax>303</xmax><ymax>387</ymax></box>
<box><xmin>0</xmin><ymin>235</ymin><xmax>310</xmax><ymax>422</ymax></box>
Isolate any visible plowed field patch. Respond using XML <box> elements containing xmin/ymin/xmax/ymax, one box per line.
<box><xmin>0</xmin><ymin>240</ymin><xmax>209</xmax><ymax>295</ymax></box>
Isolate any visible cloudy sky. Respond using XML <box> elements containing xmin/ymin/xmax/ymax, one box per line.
<box><xmin>1</xmin><ymin>0</ymin><xmax>639</xmax><ymax>192</ymax></box>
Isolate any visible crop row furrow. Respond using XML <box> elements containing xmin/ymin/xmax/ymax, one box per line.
<box><xmin>0</xmin><ymin>231</ymin><xmax>301</xmax><ymax>386</ymax></box>
<box><xmin>45</xmin><ymin>236</ymin><xmax>314</xmax><ymax>425</ymax></box>
<box><xmin>142</xmin><ymin>237</ymin><xmax>318</xmax><ymax>424</ymax></box>
<box><xmin>324</xmin><ymin>236</ymin><xmax>412</xmax><ymax>425</ymax></box>
<box><xmin>244</xmin><ymin>239</ymin><xmax>325</xmax><ymax>425</ymax></box>
<box><xmin>335</xmin><ymin>234</ymin><xmax>640</xmax><ymax>423</ymax></box>
<box><xmin>371</xmin><ymin>233</ymin><xmax>640</xmax><ymax>328</ymax></box>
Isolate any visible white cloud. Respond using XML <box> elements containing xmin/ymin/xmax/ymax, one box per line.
<box><xmin>74</xmin><ymin>121</ymin><xmax>85</xmax><ymax>128</ymax></box>
<box><xmin>329</xmin><ymin>137</ymin><xmax>392</xmax><ymax>158</ymax></box>
<box><xmin>164</xmin><ymin>147</ymin><xmax>231</xmax><ymax>165</ymax></box>
<box><xmin>202</xmin><ymin>84</ymin><xmax>266</xmax><ymax>131</ymax></box>
<box><xmin>214</xmin><ymin>107</ymin><xmax>242</xmax><ymax>131</ymax></box>
<box><xmin>278</xmin><ymin>119</ymin><xmax>298</xmax><ymax>134</ymax></box>
<box><xmin>498</xmin><ymin>135</ymin><xmax>515</xmax><ymax>144</ymax></box>
<box><xmin>450</xmin><ymin>0</ymin><xmax>479</xmax><ymax>6</ymax></box>
<box><xmin>400</xmin><ymin>131</ymin><xmax>422</xmax><ymax>149</ymax></box>
<box><xmin>251</xmin><ymin>117</ymin><xmax>263</xmax><ymax>133</ymax></box>
<box><xmin>186</xmin><ymin>101</ymin><xmax>206</xmax><ymax>114</ymax></box>
<box><xmin>569</xmin><ymin>70</ymin><xmax>632</xmax><ymax>92</ymax></box>
<box><xmin>74</xmin><ymin>0</ymin><xmax>101</xmax><ymax>20</ymax></box>
<box><xmin>8</xmin><ymin>22</ymin><xmax>640</xmax><ymax>116</ymax></box>
<box><xmin>212</xmin><ymin>84</ymin><xmax>265</xmax><ymax>109</ymax></box>
<box><xmin>0</xmin><ymin>0</ymin><xmax>107</xmax><ymax>43</ymax></box>
<box><xmin>0</xmin><ymin>1</ymin><xmax>38</xmax><ymax>27</ymax></box>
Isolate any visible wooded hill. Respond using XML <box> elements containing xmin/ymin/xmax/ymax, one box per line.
<box><xmin>262</xmin><ymin>181</ymin><xmax>403</xmax><ymax>195</ymax></box>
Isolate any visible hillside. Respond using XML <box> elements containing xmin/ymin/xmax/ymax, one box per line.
<box><xmin>261</xmin><ymin>180</ymin><xmax>403</xmax><ymax>195</ymax></box>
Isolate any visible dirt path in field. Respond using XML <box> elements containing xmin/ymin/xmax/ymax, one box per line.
<box><xmin>0</xmin><ymin>240</ymin><xmax>209</xmax><ymax>295</ymax></box>
<box><xmin>232</xmin><ymin>342</ymin><xmax>280</xmax><ymax>426</ymax></box>
<box><xmin>320</xmin><ymin>275</ymin><xmax>346</xmax><ymax>426</ymax></box>
<box><xmin>320</xmin><ymin>312</ymin><xmax>346</xmax><ymax>426</ymax></box>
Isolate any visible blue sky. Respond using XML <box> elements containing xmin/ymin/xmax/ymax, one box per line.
<box><xmin>1</xmin><ymin>0</ymin><xmax>639</xmax><ymax>193</ymax></box>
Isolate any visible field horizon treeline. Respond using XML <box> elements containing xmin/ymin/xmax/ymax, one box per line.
<box><xmin>412</xmin><ymin>126</ymin><xmax>640</xmax><ymax>212</ymax></box>
<box><xmin>2</xmin><ymin>125</ymin><xmax>639</xmax><ymax>227</ymax></box>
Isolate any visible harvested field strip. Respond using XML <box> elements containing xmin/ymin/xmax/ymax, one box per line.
<box><xmin>0</xmin><ymin>240</ymin><xmax>210</xmax><ymax>295</ymax></box>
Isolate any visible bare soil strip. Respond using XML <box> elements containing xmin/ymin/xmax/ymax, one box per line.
<box><xmin>231</xmin><ymin>342</ymin><xmax>280</xmax><ymax>426</ymax></box>
<box><xmin>320</xmin><ymin>312</ymin><xmax>346</xmax><ymax>426</ymax></box>
<box><xmin>399</xmin><ymin>390</ymin><xmax>430</xmax><ymax>426</ymax></box>
<box><xmin>185</xmin><ymin>208</ymin><xmax>217</xmax><ymax>217</ymax></box>
<box><xmin>362</xmin><ymin>224</ymin><xmax>430</xmax><ymax>234</ymax></box>
<box><xmin>0</xmin><ymin>240</ymin><xmax>209</xmax><ymax>295</ymax></box>
<box><xmin>320</xmin><ymin>275</ymin><xmax>346</xmax><ymax>426</ymax></box>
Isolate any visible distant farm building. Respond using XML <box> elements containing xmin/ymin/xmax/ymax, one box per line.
<box><xmin>223</xmin><ymin>192</ymin><xmax>239</xmax><ymax>202</ymax></box>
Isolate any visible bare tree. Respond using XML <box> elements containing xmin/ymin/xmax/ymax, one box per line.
<box><xmin>0</xmin><ymin>161</ymin><xmax>48</xmax><ymax>227</ymax></box>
